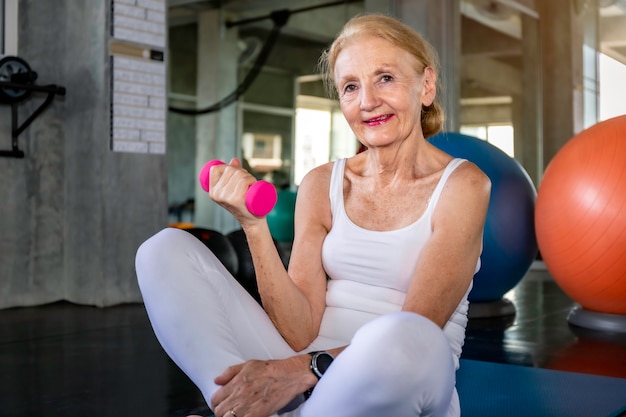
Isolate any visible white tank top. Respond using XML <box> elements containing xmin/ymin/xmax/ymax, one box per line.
<box><xmin>315</xmin><ymin>158</ymin><xmax>476</xmax><ymax>369</ymax></box>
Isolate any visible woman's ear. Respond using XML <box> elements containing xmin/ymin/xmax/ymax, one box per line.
<box><xmin>421</xmin><ymin>66</ymin><xmax>437</xmax><ymax>106</ymax></box>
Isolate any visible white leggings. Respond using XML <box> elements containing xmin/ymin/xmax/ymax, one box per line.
<box><xmin>136</xmin><ymin>228</ymin><xmax>459</xmax><ymax>417</ymax></box>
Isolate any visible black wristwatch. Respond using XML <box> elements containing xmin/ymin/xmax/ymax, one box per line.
<box><xmin>308</xmin><ymin>351</ymin><xmax>334</xmax><ymax>379</ymax></box>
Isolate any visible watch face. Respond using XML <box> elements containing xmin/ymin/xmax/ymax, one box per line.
<box><xmin>313</xmin><ymin>352</ymin><xmax>334</xmax><ymax>377</ymax></box>
<box><xmin>317</xmin><ymin>352</ymin><xmax>334</xmax><ymax>372</ymax></box>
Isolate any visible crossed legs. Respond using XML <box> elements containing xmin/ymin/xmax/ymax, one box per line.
<box><xmin>136</xmin><ymin>228</ymin><xmax>458</xmax><ymax>417</ymax></box>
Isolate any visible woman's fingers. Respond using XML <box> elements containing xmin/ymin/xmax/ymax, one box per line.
<box><xmin>211</xmin><ymin>359</ymin><xmax>307</xmax><ymax>417</ymax></box>
<box><xmin>208</xmin><ymin>164</ymin><xmax>256</xmax><ymax>214</ymax></box>
<box><xmin>214</xmin><ymin>363</ymin><xmax>243</xmax><ymax>386</ymax></box>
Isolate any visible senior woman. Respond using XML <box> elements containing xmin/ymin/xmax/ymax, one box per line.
<box><xmin>136</xmin><ymin>13</ymin><xmax>490</xmax><ymax>417</ymax></box>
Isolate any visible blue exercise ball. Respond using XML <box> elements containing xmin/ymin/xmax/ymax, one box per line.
<box><xmin>429</xmin><ymin>132</ymin><xmax>538</xmax><ymax>302</ymax></box>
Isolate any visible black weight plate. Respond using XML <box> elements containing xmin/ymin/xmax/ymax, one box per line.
<box><xmin>0</xmin><ymin>56</ymin><xmax>33</xmax><ymax>103</ymax></box>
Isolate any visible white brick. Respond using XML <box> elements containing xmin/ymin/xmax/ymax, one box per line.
<box><xmin>113</xmin><ymin>92</ymin><xmax>148</xmax><ymax>107</ymax></box>
<box><xmin>113</xmin><ymin>140</ymin><xmax>149</xmax><ymax>153</ymax></box>
<box><xmin>146</xmin><ymin>9</ymin><xmax>166</xmax><ymax>24</ymax></box>
<box><xmin>137</xmin><ymin>0</ymin><xmax>166</xmax><ymax>12</ymax></box>
<box><xmin>114</xmin><ymin>14</ymin><xmax>165</xmax><ymax>36</ymax></box>
<box><xmin>114</xmin><ymin>56</ymin><xmax>166</xmax><ymax>75</ymax></box>
<box><xmin>113</xmin><ymin>27</ymin><xmax>166</xmax><ymax>48</ymax></box>
<box><xmin>113</xmin><ymin>68</ymin><xmax>165</xmax><ymax>86</ymax></box>
<box><xmin>113</xmin><ymin>128</ymin><xmax>141</xmax><ymax>140</ymax></box>
<box><xmin>141</xmin><ymin>130</ymin><xmax>166</xmax><ymax>142</ymax></box>
<box><xmin>113</xmin><ymin>80</ymin><xmax>165</xmax><ymax>98</ymax></box>
<box><xmin>113</xmin><ymin>3</ymin><xmax>145</xmax><ymax>19</ymax></box>
<box><xmin>113</xmin><ymin>116</ymin><xmax>165</xmax><ymax>131</ymax></box>
<box><xmin>148</xmin><ymin>96</ymin><xmax>166</xmax><ymax>109</ymax></box>
<box><xmin>113</xmin><ymin>104</ymin><xmax>164</xmax><ymax>120</ymax></box>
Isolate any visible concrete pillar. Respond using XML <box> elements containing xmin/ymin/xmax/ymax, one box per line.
<box><xmin>193</xmin><ymin>10</ymin><xmax>240</xmax><ymax>232</ymax></box>
<box><xmin>365</xmin><ymin>0</ymin><xmax>462</xmax><ymax>132</ymax></box>
<box><xmin>0</xmin><ymin>0</ymin><xmax>168</xmax><ymax>308</ymax></box>
<box><xmin>538</xmin><ymin>0</ymin><xmax>587</xmax><ymax>168</ymax></box>
<box><xmin>513</xmin><ymin>14</ymin><xmax>542</xmax><ymax>186</ymax></box>
<box><xmin>582</xmin><ymin>0</ymin><xmax>600</xmax><ymax>130</ymax></box>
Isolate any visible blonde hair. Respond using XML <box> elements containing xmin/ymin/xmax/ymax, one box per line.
<box><xmin>318</xmin><ymin>14</ymin><xmax>444</xmax><ymax>138</ymax></box>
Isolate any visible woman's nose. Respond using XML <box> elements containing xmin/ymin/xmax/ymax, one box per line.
<box><xmin>359</xmin><ymin>86</ymin><xmax>380</xmax><ymax>112</ymax></box>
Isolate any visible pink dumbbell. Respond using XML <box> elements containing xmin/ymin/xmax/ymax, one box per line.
<box><xmin>198</xmin><ymin>160</ymin><xmax>278</xmax><ymax>217</ymax></box>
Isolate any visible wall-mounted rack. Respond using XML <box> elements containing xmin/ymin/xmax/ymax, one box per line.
<box><xmin>0</xmin><ymin>56</ymin><xmax>66</xmax><ymax>158</ymax></box>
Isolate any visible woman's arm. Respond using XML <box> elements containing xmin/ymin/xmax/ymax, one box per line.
<box><xmin>402</xmin><ymin>161</ymin><xmax>491</xmax><ymax>327</ymax></box>
<box><xmin>209</xmin><ymin>159</ymin><xmax>331</xmax><ymax>351</ymax></box>
<box><xmin>207</xmin><ymin>162</ymin><xmax>337</xmax><ymax>417</ymax></box>
<box><xmin>250</xmin><ymin>165</ymin><xmax>332</xmax><ymax>350</ymax></box>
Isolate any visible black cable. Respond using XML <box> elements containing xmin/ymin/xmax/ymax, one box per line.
<box><xmin>225</xmin><ymin>0</ymin><xmax>361</xmax><ymax>28</ymax></box>
<box><xmin>168</xmin><ymin>0</ymin><xmax>361</xmax><ymax>116</ymax></box>
<box><xmin>169</xmin><ymin>10</ymin><xmax>289</xmax><ymax>115</ymax></box>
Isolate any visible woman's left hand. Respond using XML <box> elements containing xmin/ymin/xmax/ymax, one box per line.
<box><xmin>210</xmin><ymin>356</ymin><xmax>315</xmax><ymax>417</ymax></box>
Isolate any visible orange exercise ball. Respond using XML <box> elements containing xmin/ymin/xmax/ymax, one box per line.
<box><xmin>535</xmin><ymin>115</ymin><xmax>626</xmax><ymax>315</ymax></box>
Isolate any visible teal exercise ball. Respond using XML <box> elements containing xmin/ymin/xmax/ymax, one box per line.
<box><xmin>429</xmin><ymin>132</ymin><xmax>538</xmax><ymax>302</ymax></box>
<box><xmin>267</xmin><ymin>189</ymin><xmax>297</xmax><ymax>242</ymax></box>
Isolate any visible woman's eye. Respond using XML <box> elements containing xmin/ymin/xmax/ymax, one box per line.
<box><xmin>381</xmin><ymin>75</ymin><xmax>393</xmax><ymax>83</ymax></box>
<box><xmin>344</xmin><ymin>84</ymin><xmax>356</xmax><ymax>93</ymax></box>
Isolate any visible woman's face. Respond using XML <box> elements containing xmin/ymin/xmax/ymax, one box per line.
<box><xmin>333</xmin><ymin>35</ymin><xmax>436</xmax><ymax>149</ymax></box>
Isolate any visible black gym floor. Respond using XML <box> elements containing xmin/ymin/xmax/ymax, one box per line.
<box><xmin>2</xmin><ymin>265</ymin><xmax>625</xmax><ymax>416</ymax></box>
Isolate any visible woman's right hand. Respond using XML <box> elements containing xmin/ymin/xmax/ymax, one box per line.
<box><xmin>207</xmin><ymin>158</ymin><xmax>266</xmax><ymax>225</ymax></box>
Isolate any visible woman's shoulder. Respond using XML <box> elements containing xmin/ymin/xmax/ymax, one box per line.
<box><xmin>300</xmin><ymin>160</ymin><xmax>337</xmax><ymax>187</ymax></box>
<box><xmin>295</xmin><ymin>161</ymin><xmax>336</xmax><ymax>232</ymax></box>
<box><xmin>453</xmin><ymin>159</ymin><xmax>491</xmax><ymax>190</ymax></box>
<box><xmin>439</xmin><ymin>159</ymin><xmax>491</xmax><ymax>214</ymax></box>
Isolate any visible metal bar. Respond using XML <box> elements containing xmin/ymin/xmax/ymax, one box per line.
<box><xmin>13</xmin><ymin>90</ymin><xmax>57</xmax><ymax>138</ymax></box>
<box><xmin>1</xmin><ymin>80</ymin><xmax>64</xmax><ymax>158</ymax></box>
<box><xmin>0</xmin><ymin>82</ymin><xmax>66</xmax><ymax>95</ymax></box>
<box><xmin>0</xmin><ymin>149</ymin><xmax>24</xmax><ymax>158</ymax></box>
<box><xmin>1</xmin><ymin>101</ymin><xmax>25</xmax><ymax>158</ymax></box>
<box><xmin>10</xmin><ymin>100</ymin><xmax>17</xmax><ymax>147</ymax></box>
